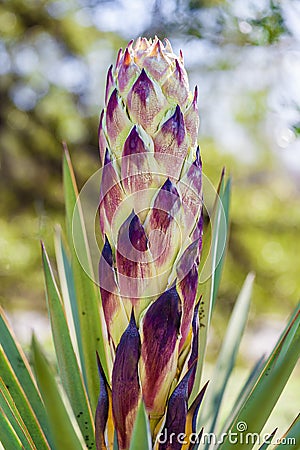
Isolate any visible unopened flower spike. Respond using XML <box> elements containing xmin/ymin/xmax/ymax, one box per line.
<box><xmin>97</xmin><ymin>37</ymin><xmax>204</xmax><ymax>449</ymax></box>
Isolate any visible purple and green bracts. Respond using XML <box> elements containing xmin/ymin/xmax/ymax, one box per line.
<box><xmin>96</xmin><ymin>37</ymin><xmax>204</xmax><ymax>450</ymax></box>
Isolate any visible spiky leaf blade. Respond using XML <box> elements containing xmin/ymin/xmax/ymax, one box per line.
<box><xmin>190</xmin><ymin>170</ymin><xmax>230</xmax><ymax>405</ymax></box>
<box><xmin>42</xmin><ymin>243</ymin><xmax>95</xmax><ymax>447</ymax></box>
<box><xmin>221</xmin><ymin>356</ymin><xmax>266</xmax><ymax>435</ymax></box>
<box><xmin>63</xmin><ymin>146</ymin><xmax>110</xmax><ymax>413</ymax></box>
<box><xmin>199</xmin><ymin>273</ymin><xmax>254</xmax><ymax>439</ymax></box>
<box><xmin>258</xmin><ymin>428</ymin><xmax>278</xmax><ymax>450</ymax></box>
<box><xmin>219</xmin><ymin>304</ymin><xmax>300</xmax><ymax>450</ymax></box>
<box><xmin>211</xmin><ymin>177</ymin><xmax>230</xmax><ymax>307</ymax></box>
<box><xmin>54</xmin><ymin>226</ymin><xmax>83</xmax><ymax>371</ymax></box>
<box><xmin>129</xmin><ymin>400</ymin><xmax>152</xmax><ymax>450</ymax></box>
<box><xmin>273</xmin><ymin>414</ymin><xmax>300</xmax><ymax>449</ymax></box>
<box><xmin>0</xmin><ymin>309</ymin><xmax>52</xmax><ymax>446</ymax></box>
<box><xmin>0</xmin><ymin>378</ymin><xmax>38</xmax><ymax>450</ymax></box>
<box><xmin>0</xmin><ymin>411</ymin><xmax>23</xmax><ymax>450</ymax></box>
<box><xmin>31</xmin><ymin>335</ymin><xmax>84</xmax><ymax>450</ymax></box>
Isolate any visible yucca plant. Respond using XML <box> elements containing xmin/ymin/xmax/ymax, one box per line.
<box><xmin>1</xmin><ymin>37</ymin><xmax>299</xmax><ymax>450</ymax></box>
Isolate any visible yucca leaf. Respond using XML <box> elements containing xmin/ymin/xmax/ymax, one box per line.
<box><xmin>221</xmin><ymin>355</ymin><xmax>266</xmax><ymax>434</ymax></box>
<box><xmin>199</xmin><ymin>273</ymin><xmax>254</xmax><ymax>440</ymax></box>
<box><xmin>0</xmin><ymin>351</ymin><xmax>50</xmax><ymax>449</ymax></box>
<box><xmin>258</xmin><ymin>428</ymin><xmax>278</xmax><ymax>450</ymax></box>
<box><xmin>129</xmin><ymin>401</ymin><xmax>152</xmax><ymax>450</ymax></box>
<box><xmin>0</xmin><ymin>410</ymin><xmax>23</xmax><ymax>450</ymax></box>
<box><xmin>190</xmin><ymin>170</ymin><xmax>230</xmax><ymax>405</ymax></box>
<box><xmin>219</xmin><ymin>304</ymin><xmax>300</xmax><ymax>450</ymax></box>
<box><xmin>273</xmin><ymin>414</ymin><xmax>300</xmax><ymax>449</ymax></box>
<box><xmin>42</xmin><ymin>242</ymin><xmax>95</xmax><ymax>448</ymax></box>
<box><xmin>31</xmin><ymin>334</ymin><xmax>84</xmax><ymax>450</ymax></box>
<box><xmin>0</xmin><ymin>378</ymin><xmax>36</xmax><ymax>449</ymax></box>
<box><xmin>0</xmin><ymin>309</ymin><xmax>52</xmax><ymax>446</ymax></box>
<box><xmin>211</xmin><ymin>176</ymin><xmax>230</xmax><ymax>308</ymax></box>
<box><xmin>54</xmin><ymin>225</ymin><xmax>83</xmax><ymax>370</ymax></box>
<box><xmin>63</xmin><ymin>145</ymin><xmax>111</xmax><ymax>413</ymax></box>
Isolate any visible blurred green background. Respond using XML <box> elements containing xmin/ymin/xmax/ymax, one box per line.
<box><xmin>0</xmin><ymin>0</ymin><xmax>299</xmax><ymax>435</ymax></box>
